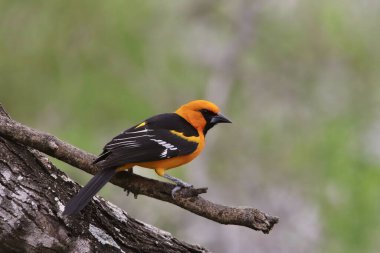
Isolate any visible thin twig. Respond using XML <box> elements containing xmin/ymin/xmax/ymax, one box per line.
<box><xmin>0</xmin><ymin>106</ymin><xmax>278</xmax><ymax>233</ymax></box>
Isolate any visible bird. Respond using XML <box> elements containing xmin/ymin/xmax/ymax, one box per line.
<box><xmin>63</xmin><ymin>100</ymin><xmax>231</xmax><ymax>215</ymax></box>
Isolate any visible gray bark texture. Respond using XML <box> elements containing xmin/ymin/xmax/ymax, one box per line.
<box><xmin>0</xmin><ymin>109</ymin><xmax>207</xmax><ymax>253</ymax></box>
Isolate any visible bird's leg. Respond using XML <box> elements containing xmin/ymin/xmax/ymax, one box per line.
<box><xmin>155</xmin><ymin>168</ymin><xmax>193</xmax><ymax>197</ymax></box>
<box><xmin>162</xmin><ymin>173</ymin><xmax>192</xmax><ymax>187</ymax></box>
<box><xmin>162</xmin><ymin>173</ymin><xmax>193</xmax><ymax>198</ymax></box>
<box><xmin>122</xmin><ymin>167</ymin><xmax>136</xmax><ymax>197</ymax></box>
<box><xmin>127</xmin><ymin>167</ymin><xmax>134</xmax><ymax>175</ymax></box>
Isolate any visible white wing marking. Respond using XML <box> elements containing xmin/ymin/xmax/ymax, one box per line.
<box><xmin>160</xmin><ymin>149</ymin><xmax>168</xmax><ymax>158</ymax></box>
<box><xmin>106</xmin><ymin>140</ymin><xmax>141</xmax><ymax>148</ymax></box>
<box><xmin>150</xmin><ymin>139</ymin><xmax>178</xmax><ymax>151</ymax></box>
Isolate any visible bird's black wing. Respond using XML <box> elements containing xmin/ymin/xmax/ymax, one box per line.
<box><xmin>93</xmin><ymin>113</ymin><xmax>199</xmax><ymax>168</ymax></box>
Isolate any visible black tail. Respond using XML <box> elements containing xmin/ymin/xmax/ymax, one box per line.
<box><xmin>63</xmin><ymin>167</ymin><xmax>117</xmax><ymax>216</ymax></box>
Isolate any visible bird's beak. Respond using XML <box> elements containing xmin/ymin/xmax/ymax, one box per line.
<box><xmin>210</xmin><ymin>113</ymin><xmax>232</xmax><ymax>124</ymax></box>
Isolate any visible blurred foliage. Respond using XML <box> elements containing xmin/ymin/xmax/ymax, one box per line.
<box><xmin>1</xmin><ymin>1</ymin><xmax>380</xmax><ymax>253</ymax></box>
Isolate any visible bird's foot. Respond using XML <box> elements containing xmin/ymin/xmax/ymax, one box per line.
<box><xmin>122</xmin><ymin>168</ymin><xmax>138</xmax><ymax>198</ymax></box>
<box><xmin>124</xmin><ymin>188</ymin><xmax>138</xmax><ymax>199</ymax></box>
<box><xmin>161</xmin><ymin>173</ymin><xmax>193</xmax><ymax>198</ymax></box>
<box><xmin>126</xmin><ymin>167</ymin><xmax>134</xmax><ymax>175</ymax></box>
<box><xmin>171</xmin><ymin>182</ymin><xmax>193</xmax><ymax>198</ymax></box>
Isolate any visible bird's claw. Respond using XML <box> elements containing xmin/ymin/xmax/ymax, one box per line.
<box><xmin>171</xmin><ymin>183</ymin><xmax>193</xmax><ymax>198</ymax></box>
<box><xmin>171</xmin><ymin>186</ymin><xmax>181</xmax><ymax>198</ymax></box>
<box><xmin>124</xmin><ymin>188</ymin><xmax>138</xmax><ymax>199</ymax></box>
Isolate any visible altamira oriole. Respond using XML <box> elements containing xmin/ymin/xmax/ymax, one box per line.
<box><xmin>63</xmin><ymin>100</ymin><xmax>231</xmax><ymax>215</ymax></box>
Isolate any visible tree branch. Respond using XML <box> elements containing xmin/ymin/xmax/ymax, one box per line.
<box><xmin>0</xmin><ymin>105</ymin><xmax>278</xmax><ymax>233</ymax></box>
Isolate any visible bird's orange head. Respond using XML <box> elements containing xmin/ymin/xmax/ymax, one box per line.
<box><xmin>175</xmin><ymin>100</ymin><xmax>231</xmax><ymax>135</ymax></box>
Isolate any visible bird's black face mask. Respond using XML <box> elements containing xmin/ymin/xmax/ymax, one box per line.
<box><xmin>200</xmin><ymin>109</ymin><xmax>231</xmax><ymax>135</ymax></box>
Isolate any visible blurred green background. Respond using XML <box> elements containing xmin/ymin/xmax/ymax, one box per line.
<box><xmin>1</xmin><ymin>1</ymin><xmax>380</xmax><ymax>252</ymax></box>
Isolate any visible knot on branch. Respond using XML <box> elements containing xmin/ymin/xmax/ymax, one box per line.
<box><xmin>172</xmin><ymin>187</ymin><xmax>208</xmax><ymax>198</ymax></box>
<box><xmin>250</xmin><ymin>210</ymin><xmax>279</xmax><ymax>234</ymax></box>
<box><xmin>46</xmin><ymin>136</ymin><xmax>59</xmax><ymax>151</ymax></box>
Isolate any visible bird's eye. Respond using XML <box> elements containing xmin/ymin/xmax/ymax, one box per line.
<box><xmin>199</xmin><ymin>109</ymin><xmax>217</xmax><ymax>116</ymax></box>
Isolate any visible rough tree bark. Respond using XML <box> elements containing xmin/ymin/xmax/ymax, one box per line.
<box><xmin>0</xmin><ymin>105</ymin><xmax>278</xmax><ymax>252</ymax></box>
